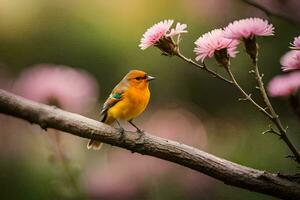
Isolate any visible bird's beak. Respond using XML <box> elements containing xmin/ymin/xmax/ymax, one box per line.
<box><xmin>146</xmin><ymin>75</ymin><xmax>155</xmax><ymax>82</ymax></box>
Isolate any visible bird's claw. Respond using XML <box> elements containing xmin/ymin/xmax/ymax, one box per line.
<box><xmin>137</xmin><ymin>128</ymin><xmax>144</xmax><ymax>134</ymax></box>
<box><xmin>135</xmin><ymin>129</ymin><xmax>145</xmax><ymax>144</ymax></box>
<box><xmin>117</xmin><ymin>127</ymin><xmax>125</xmax><ymax>139</ymax></box>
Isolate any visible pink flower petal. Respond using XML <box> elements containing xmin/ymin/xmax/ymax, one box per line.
<box><xmin>291</xmin><ymin>36</ymin><xmax>300</xmax><ymax>49</ymax></box>
<box><xmin>224</xmin><ymin>18</ymin><xmax>274</xmax><ymax>40</ymax></box>
<box><xmin>167</xmin><ymin>22</ymin><xmax>188</xmax><ymax>37</ymax></box>
<box><xmin>139</xmin><ymin>20</ymin><xmax>187</xmax><ymax>50</ymax></box>
<box><xmin>194</xmin><ymin>28</ymin><xmax>239</xmax><ymax>62</ymax></box>
<box><xmin>280</xmin><ymin>50</ymin><xmax>300</xmax><ymax>71</ymax></box>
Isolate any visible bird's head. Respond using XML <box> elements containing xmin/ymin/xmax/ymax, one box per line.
<box><xmin>125</xmin><ymin>70</ymin><xmax>155</xmax><ymax>89</ymax></box>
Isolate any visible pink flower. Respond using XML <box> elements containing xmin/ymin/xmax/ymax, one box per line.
<box><xmin>267</xmin><ymin>72</ymin><xmax>300</xmax><ymax>97</ymax></box>
<box><xmin>139</xmin><ymin>20</ymin><xmax>187</xmax><ymax>50</ymax></box>
<box><xmin>280</xmin><ymin>50</ymin><xmax>300</xmax><ymax>71</ymax></box>
<box><xmin>291</xmin><ymin>36</ymin><xmax>300</xmax><ymax>49</ymax></box>
<box><xmin>194</xmin><ymin>29</ymin><xmax>239</xmax><ymax>62</ymax></box>
<box><xmin>224</xmin><ymin>18</ymin><xmax>274</xmax><ymax>39</ymax></box>
<box><xmin>13</xmin><ymin>64</ymin><xmax>99</xmax><ymax>114</ymax></box>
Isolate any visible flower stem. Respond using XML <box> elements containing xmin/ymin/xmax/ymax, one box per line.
<box><xmin>251</xmin><ymin>58</ymin><xmax>300</xmax><ymax>164</ymax></box>
<box><xmin>225</xmin><ymin>65</ymin><xmax>273</xmax><ymax>119</ymax></box>
<box><xmin>175</xmin><ymin>51</ymin><xmax>233</xmax><ymax>84</ymax></box>
<box><xmin>174</xmin><ymin>47</ymin><xmax>300</xmax><ymax>163</ymax></box>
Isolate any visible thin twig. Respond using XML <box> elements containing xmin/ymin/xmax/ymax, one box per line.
<box><xmin>225</xmin><ymin>65</ymin><xmax>273</xmax><ymax>119</ymax></box>
<box><xmin>262</xmin><ymin>125</ymin><xmax>281</xmax><ymax>137</ymax></box>
<box><xmin>174</xmin><ymin>45</ymin><xmax>300</xmax><ymax>164</ymax></box>
<box><xmin>251</xmin><ymin>57</ymin><xmax>300</xmax><ymax>163</ymax></box>
<box><xmin>175</xmin><ymin>51</ymin><xmax>233</xmax><ymax>85</ymax></box>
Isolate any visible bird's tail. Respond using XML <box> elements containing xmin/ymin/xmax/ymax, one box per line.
<box><xmin>87</xmin><ymin>113</ymin><xmax>113</xmax><ymax>150</ymax></box>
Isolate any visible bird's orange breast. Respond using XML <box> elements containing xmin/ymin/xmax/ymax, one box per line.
<box><xmin>107</xmin><ymin>87</ymin><xmax>150</xmax><ymax>121</ymax></box>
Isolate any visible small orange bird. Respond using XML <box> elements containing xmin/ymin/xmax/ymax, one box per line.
<box><xmin>87</xmin><ymin>70</ymin><xmax>155</xmax><ymax>150</ymax></box>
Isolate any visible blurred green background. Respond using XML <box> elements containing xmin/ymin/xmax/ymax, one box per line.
<box><xmin>0</xmin><ymin>0</ymin><xmax>299</xmax><ymax>199</ymax></box>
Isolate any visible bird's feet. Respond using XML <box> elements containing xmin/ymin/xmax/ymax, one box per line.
<box><xmin>117</xmin><ymin>127</ymin><xmax>125</xmax><ymax>140</ymax></box>
<box><xmin>135</xmin><ymin>129</ymin><xmax>145</xmax><ymax>144</ymax></box>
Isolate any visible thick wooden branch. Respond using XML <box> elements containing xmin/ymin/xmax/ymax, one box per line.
<box><xmin>0</xmin><ymin>89</ymin><xmax>299</xmax><ymax>200</ymax></box>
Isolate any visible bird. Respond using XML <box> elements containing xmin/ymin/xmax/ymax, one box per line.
<box><xmin>87</xmin><ymin>70</ymin><xmax>155</xmax><ymax>150</ymax></box>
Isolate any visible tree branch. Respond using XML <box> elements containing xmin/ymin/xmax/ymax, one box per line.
<box><xmin>0</xmin><ymin>89</ymin><xmax>299</xmax><ymax>200</ymax></box>
<box><xmin>241</xmin><ymin>0</ymin><xmax>300</xmax><ymax>25</ymax></box>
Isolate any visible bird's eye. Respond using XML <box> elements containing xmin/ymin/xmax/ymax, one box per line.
<box><xmin>134</xmin><ymin>75</ymin><xmax>147</xmax><ymax>81</ymax></box>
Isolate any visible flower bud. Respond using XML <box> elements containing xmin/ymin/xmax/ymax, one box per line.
<box><xmin>243</xmin><ymin>36</ymin><xmax>258</xmax><ymax>61</ymax></box>
<box><xmin>154</xmin><ymin>37</ymin><xmax>178</xmax><ymax>56</ymax></box>
<box><xmin>214</xmin><ymin>48</ymin><xmax>230</xmax><ymax>67</ymax></box>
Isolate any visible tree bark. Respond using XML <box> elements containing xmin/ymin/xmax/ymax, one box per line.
<box><xmin>0</xmin><ymin>89</ymin><xmax>299</xmax><ymax>200</ymax></box>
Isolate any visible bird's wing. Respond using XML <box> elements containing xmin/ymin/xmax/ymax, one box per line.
<box><xmin>100</xmin><ymin>81</ymin><xmax>127</xmax><ymax>116</ymax></box>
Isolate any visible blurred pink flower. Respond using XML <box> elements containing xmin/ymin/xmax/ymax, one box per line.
<box><xmin>194</xmin><ymin>29</ymin><xmax>239</xmax><ymax>62</ymax></box>
<box><xmin>224</xmin><ymin>18</ymin><xmax>274</xmax><ymax>39</ymax></box>
<box><xmin>13</xmin><ymin>64</ymin><xmax>99</xmax><ymax>114</ymax></box>
<box><xmin>267</xmin><ymin>72</ymin><xmax>300</xmax><ymax>97</ymax></box>
<box><xmin>139</xmin><ymin>19</ymin><xmax>187</xmax><ymax>50</ymax></box>
<box><xmin>280</xmin><ymin>50</ymin><xmax>300</xmax><ymax>71</ymax></box>
<box><xmin>85</xmin><ymin>108</ymin><xmax>210</xmax><ymax>199</ymax></box>
<box><xmin>291</xmin><ymin>36</ymin><xmax>300</xmax><ymax>49</ymax></box>
<box><xmin>85</xmin><ymin>151</ymin><xmax>171</xmax><ymax>199</ymax></box>
<box><xmin>144</xmin><ymin>109</ymin><xmax>207</xmax><ymax>147</ymax></box>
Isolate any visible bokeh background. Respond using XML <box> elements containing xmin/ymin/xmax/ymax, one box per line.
<box><xmin>0</xmin><ymin>0</ymin><xmax>299</xmax><ymax>199</ymax></box>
